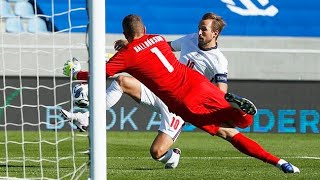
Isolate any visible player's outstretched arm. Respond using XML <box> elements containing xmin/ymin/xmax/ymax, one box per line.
<box><xmin>63</xmin><ymin>57</ymin><xmax>81</xmax><ymax>79</ymax></box>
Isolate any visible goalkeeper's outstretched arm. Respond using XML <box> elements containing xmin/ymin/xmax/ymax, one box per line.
<box><xmin>63</xmin><ymin>57</ymin><xmax>82</xmax><ymax>79</ymax></box>
<box><xmin>75</xmin><ymin>71</ymin><xmax>89</xmax><ymax>80</ymax></box>
<box><xmin>63</xmin><ymin>53</ymin><xmax>116</xmax><ymax>80</ymax></box>
<box><xmin>63</xmin><ymin>57</ymin><xmax>89</xmax><ymax>80</ymax></box>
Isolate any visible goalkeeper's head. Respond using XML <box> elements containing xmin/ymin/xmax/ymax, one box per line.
<box><xmin>122</xmin><ymin>14</ymin><xmax>146</xmax><ymax>42</ymax></box>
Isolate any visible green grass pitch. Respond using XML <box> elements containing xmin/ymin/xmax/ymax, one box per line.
<box><xmin>1</xmin><ymin>131</ymin><xmax>319</xmax><ymax>179</ymax></box>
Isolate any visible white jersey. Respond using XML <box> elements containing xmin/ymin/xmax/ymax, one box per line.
<box><xmin>171</xmin><ymin>33</ymin><xmax>228</xmax><ymax>83</ymax></box>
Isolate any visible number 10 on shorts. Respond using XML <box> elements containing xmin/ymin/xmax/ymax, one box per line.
<box><xmin>170</xmin><ymin>116</ymin><xmax>181</xmax><ymax>130</ymax></box>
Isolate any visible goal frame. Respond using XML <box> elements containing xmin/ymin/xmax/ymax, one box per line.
<box><xmin>87</xmin><ymin>1</ymin><xmax>107</xmax><ymax>179</ymax></box>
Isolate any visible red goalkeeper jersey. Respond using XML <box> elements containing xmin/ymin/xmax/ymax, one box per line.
<box><xmin>76</xmin><ymin>34</ymin><xmax>252</xmax><ymax>134</ymax></box>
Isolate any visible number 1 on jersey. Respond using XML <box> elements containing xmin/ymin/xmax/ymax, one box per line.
<box><xmin>151</xmin><ymin>47</ymin><xmax>174</xmax><ymax>72</ymax></box>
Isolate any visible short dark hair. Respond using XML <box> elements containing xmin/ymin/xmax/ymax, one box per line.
<box><xmin>201</xmin><ymin>12</ymin><xmax>226</xmax><ymax>33</ymax></box>
<box><xmin>122</xmin><ymin>14</ymin><xmax>145</xmax><ymax>38</ymax></box>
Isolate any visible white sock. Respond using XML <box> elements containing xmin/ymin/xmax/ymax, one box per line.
<box><xmin>74</xmin><ymin>111</ymin><xmax>90</xmax><ymax>126</ymax></box>
<box><xmin>157</xmin><ymin>149</ymin><xmax>173</xmax><ymax>164</ymax></box>
<box><xmin>276</xmin><ymin>159</ymin><xmax>287</xmax><ymax>169</ymax></box>
<box><xmin>156</xmin><ymin>149</ymin><xmax>181</xmax><ymax>169</ymax></box>
<box><xmin>83</xmin><ymin>111</ymin><xmax>89</xmax><ymax>118</ymax></box>
<box><xmin>166</xmin><ymin>150</ymin><xmax>180</xmax><ymax>164</ymax></box>
<box><xmin>157</xmin><ymin>149</ymin><xmax>180</xmax><ymax>164</ymax></box>
<box><xmin>106</xmin><ymin>80</ymin><xmax>123</xmax><ymax>110</ymax></box>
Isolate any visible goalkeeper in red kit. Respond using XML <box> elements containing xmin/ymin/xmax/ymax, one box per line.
<box><xmin>63</xmin><ymin>14</ymin><xmax>300</xmax><ymax>173</ymax></box>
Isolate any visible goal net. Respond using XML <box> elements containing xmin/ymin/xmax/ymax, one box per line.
<box><xmin>0</xmin><ymin>0</ymin><xmax>92</xmax><ymax>179</ymax></box>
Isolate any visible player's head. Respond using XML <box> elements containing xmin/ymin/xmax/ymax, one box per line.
<box><xmin>198</xmin><ymin>12</ymin><xmax>226</xmax><ymax>48</ymax></box>
<box><xmin>122</xmin><ymin>14</ymin><xmax>146</xmax><ymax>42</ymax></box>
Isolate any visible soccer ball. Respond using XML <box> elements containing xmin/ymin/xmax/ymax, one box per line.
<box><xmin>72</xmin><ymin>83</ymin><xmax>89</xmax><ymax>108</ymax></box>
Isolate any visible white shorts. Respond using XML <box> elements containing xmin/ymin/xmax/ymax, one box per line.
<box><xmin>140</xmin><ymin>83</ymin><xmax>185</xmax><ymax>141</ymax></box>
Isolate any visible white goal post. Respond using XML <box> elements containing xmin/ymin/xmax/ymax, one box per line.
<box><xmin>87</xmin><ymin>0</ymin><xmax>107</xmax><ymax>179</ymax></box>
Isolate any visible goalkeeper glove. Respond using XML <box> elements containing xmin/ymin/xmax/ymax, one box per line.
<box><xmin>63</xmin><ymin>57</ymin><xmax>81</xmax><ymax>79</ymax></box>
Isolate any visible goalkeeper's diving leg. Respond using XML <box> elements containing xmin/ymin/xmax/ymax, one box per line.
<box><xmin>60</xmin><ymin>75</ymin><xmax>183</xmax><ymax>169</ymax></box>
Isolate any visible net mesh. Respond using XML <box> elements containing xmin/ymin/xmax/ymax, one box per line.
<box><xmin>0</xmin><ymin>0</ymin><xmax>89</xmax><ymax>179</ymax></box>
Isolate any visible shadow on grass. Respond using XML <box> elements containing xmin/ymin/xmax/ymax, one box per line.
<box><xmin>0</xmin><ymin>164</ymin><xmax>41</xmax><ymax>168</ymax></box>
<box><xmin>133</xmin><ymin>167</ymin><xmax>162</xmax><ymax>170</ymax></box>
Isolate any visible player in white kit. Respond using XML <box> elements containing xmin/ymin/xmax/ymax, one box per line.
<box><xmin>105</xmin><ymin>30</ymin><xmax>231</xmax><ymax>168</ymax></box>
<box><xmin>61</xmin><ymin>12</ymin><xmax>299</xmax><ymax>173</ymax></box>
<box><xmin>61</xmin><ymin>12</ymin><xmax>231</xmax><ymax>169</ymax></box>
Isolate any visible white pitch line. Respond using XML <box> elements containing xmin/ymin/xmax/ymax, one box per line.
<box><xmin>1</xmin><ymin>156</ymin><xmax>319</xmax><ymax>160</ymax></box>
<box><xmin>107</xmin><ymin>156</ymin><xmax>320</xmax><ymax>160</ymax></box>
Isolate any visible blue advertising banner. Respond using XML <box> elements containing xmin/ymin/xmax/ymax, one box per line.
<box><xmin>36</xmin><ymin>0</ymin><xmax>320</xmax><ymax>37</ymax></box>
<box><xmin>1</xmin><ymin>77</ymin><xmax>319</xmax><ymax>133</ymax></box>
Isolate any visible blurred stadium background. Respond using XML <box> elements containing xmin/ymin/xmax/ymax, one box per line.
<box><xmin>0</xmin><ymin>0</ymin><xmax>319</xmax><ymax>179</ymax></box>
<box><xmin>1</xmin><ymin>0</ymin><xmax>319</xmax><ymax>133</ymax></box>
